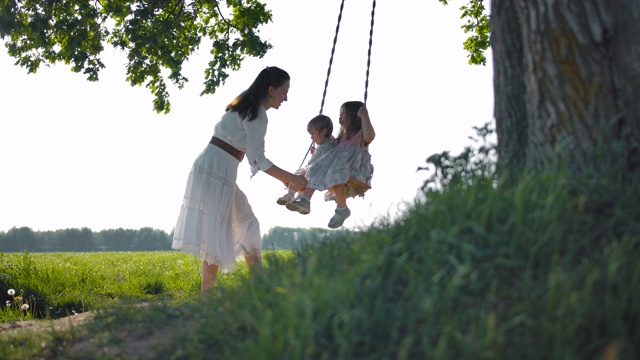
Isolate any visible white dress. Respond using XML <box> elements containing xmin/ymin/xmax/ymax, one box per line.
<box><xmin>172</xmin><ymin>107</ymin><xmax>273</xmax><ymax>272</ymax></box>
<box><xmin>305</xmin><ymin>130</ymin><xmax>374</xmax><ymax>200</ymax></box>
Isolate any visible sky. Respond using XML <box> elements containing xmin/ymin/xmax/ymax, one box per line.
<box><xmin>0</xmin><ymin>0</ymin><xmax>494</xmax><ymax>236</ymax></box>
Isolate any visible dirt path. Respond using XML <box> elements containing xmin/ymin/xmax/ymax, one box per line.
<box><xmin>0</xmin><ymin>311</ymin><xmax>96</xmax><ymax>336</ymax></box>
<box><xmin>1</xmin><ymin>310</ymin><xmax>175</xmax><ymax>359</ymax></box>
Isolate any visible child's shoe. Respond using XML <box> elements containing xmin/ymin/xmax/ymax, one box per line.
<box><xmin>328</xmin><ymin>206</ymin><xmax>351</xmax><ymax>229</ymax></box>
<box><xmin>286</xmin><ymin>195</ymin><xmax>311</xmax><ymax>214</ymax></box>
<box><xmin>276</xmin><ymin>193</ymin><xmax>295</xmax><ymax>205</ymax></box>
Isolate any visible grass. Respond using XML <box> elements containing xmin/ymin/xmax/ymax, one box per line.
<box><xmin>0</xmin><ymin>251</ymin><xmax>206</xmax><ymax>321</ymax></box>
<box><xmin>0</xmin><ymin>138</ymin><xmax>638</xmax><ymax>359</ymax></box>
<box><xmin>0</xmin><ymin>251</ymin><xmax>299</xmax><ymax>322</ymax></box>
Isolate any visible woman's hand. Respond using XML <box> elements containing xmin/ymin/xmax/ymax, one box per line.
<box><xmin>265</xmin><ymin>165</ymin><xmax>307</xmax><ymax>192</ymax></box>
<box><xmin>288</xmin><ymin>174</ymin><xmax>307</xmax><ymax>192</ymax></box>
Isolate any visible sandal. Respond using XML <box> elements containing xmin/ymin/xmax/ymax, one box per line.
<box><xmin>286</xmin><ymin>195</ymin><xmax>311</xmax><ymax>215</ymax></box>
<box><xmin>328</xmin><ymin>207</ymin><xmax>351</xmax><ymax>228</ymax></box>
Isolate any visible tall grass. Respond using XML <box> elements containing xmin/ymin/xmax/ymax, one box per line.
<box><xmin>1</xmin><ymin>127</ymin><xmax>638</xmax><ymax>359</ymax></box>
<box><xmin>0</xmin><ymin>251</ymin><xmax>204</xmax><ymax>320</ymax></box>
<box><xmin>150</xmin><ymin>165</ymin><xmax>637</xmax><ymax>360</ymax></box>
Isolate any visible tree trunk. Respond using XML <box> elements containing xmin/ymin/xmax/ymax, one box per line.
<box><xmin>492</xmin><ymin>0</ymin><xmax>640</xmax><ymax>179</ymax></box>
<box><xmin>491</xmin><ymin>0</ymin><xmax>527</xmax><ymax>181</ymax></box>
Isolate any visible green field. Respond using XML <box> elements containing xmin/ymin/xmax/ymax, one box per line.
<box><xmin>0</xmin><ymin>251</ymin><xmax>264</xmax><ymax>322</ymax></box>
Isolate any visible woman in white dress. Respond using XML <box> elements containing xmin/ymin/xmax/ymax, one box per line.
<box><xmin>172</xmin><ymin>66</ymin><xmax>307</xmax><ymax>291</ymax></box>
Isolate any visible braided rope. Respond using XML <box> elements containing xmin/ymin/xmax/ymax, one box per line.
<box><xmin>364</xmin><ymin>0</ymin><xmax>376</xmax><ymax>106</ymax></box>
<box><xmin>298</xmin><ymin>0</ymin><xmax>377</xmax><ymax>169</ymax></box>
<box><xmin>319</xmin><ymin>0</ymin><xmax>345</xmax><ymax>116</ymax></box>
<box><xmin>299</xmin><ymin>0</ymin><xmax>345</xmax><ymax>169</ymax></box>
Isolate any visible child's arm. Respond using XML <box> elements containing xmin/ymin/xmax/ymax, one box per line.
<box><xmin>359</xmin><ymin>105</ymin><xmax>376</xmax><ymax>145</ymax></box>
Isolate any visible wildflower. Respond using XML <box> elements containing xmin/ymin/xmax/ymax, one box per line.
<box><xmin>5</xmin><ymin>300</ymin><xmax>10</xmax><ymax>307</ymax></box>
<box><xmin>7</xmin><ymin>289</ymin><xmax>15</xmax><ymax>296</ymax></box>
<box><xmin>21</xmin><ymin>304</ymin><xmax>29</xmax><ymax>311</ymax></box>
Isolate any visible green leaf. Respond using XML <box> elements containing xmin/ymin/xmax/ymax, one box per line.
<box><xmin>439</xmin><ymin>0</ymin><xmax>490</xmax><ymax>66</ymax></box>
<box><xmin>0</xmin><ymin>0</ymin><xmax>273</xmax><ymax>113</ymax></box>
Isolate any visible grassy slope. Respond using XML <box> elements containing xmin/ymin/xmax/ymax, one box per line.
<box><xmin>1</xmin><ymin>168</ymin><xmax>639</xmax><ymax>359</ymax></box>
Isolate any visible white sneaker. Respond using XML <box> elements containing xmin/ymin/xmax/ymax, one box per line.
<box><xmin>276</xmin><ymin>193</ymin><xmax>295</xmax><ymax>205</ymax></box>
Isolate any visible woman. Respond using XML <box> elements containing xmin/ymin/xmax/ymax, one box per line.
<box><xmin>172</xmin><ymin>66</ymin><xmax>307</xmax><ymax>291</ymax></box>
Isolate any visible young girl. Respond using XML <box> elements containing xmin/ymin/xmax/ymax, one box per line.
<box><xmin>287</xmin><ymin>101</ymin><xmax>375</xmax><ymax>228</ymax></box>
<box><xmin>276</xmin><ymin>114</ymin><xmax>337</xmax><ymax>206</ymax></box>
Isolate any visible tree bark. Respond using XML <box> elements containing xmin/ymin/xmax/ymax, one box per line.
<box><xmin>492</xmin><ymin>0</ymin><xmax>640</xmax><ymax>178</ymax></box>
<box><xmin>491</xmin><ymin>0</ymin><xmax>527</xmax><ymax>181</ymax></box>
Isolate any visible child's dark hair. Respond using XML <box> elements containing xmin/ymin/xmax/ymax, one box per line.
<box><xmin>307</xmin><ymin>114</ymin><xmax>333</xmax><ymax>139</ymax></box>
<box><xmin>337</xmin><ymin>101</ymin><xmax>364</xmax><ymax>142</ymax></box>
<box><xmin>226</xmin><ymin>66</ymin><xmax>290</xmax><ymax>121</ymax></box>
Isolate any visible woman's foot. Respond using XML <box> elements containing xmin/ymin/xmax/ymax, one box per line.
<box><xmin>286</xmin><ymin>195</ymin><xmax>311</xmax><ymax>214</ymax></box>
<box><xmin>328</xmin><ymin>206</ymin><xmax>350</xmax><ymax>228</ymax></box>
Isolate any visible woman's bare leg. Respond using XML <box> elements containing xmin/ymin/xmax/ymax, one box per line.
<box><xmin>201</xmin><ymin>261</ymin><xmax>219</xmax><ymax>292</ymax></box>
<box><xmin>244</xmin><ymin>252</ymin><xmax>263</xmax><ymax>274</ymax></box>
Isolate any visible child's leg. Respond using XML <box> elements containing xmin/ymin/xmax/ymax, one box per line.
<box><xmin>328</xmin><ymin>183</ymin><xmax>350</xmax><ymax>229</ymax></box>
<box><xmin>332</xmin><ymin>183</ymin><xmax>347</xmax><ymax>208</ymax></box>
<box><xmin>301</xmin><ymin>188</ymin><xmax>315</xmax><ymax>200</ymax></box>
<box><xmin>278</xmin><ymin>168</ymin><xmax>307</xmax><ymax>205</ymax></box>
<box><xmin>286</xmin><ymin>188</ymin><xmax>316</xmax><ymax>214</ymax></box>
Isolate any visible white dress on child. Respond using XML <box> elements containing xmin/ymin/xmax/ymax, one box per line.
<box><xmin>306</xmin><ymin>141</ymin><xmax>337</xmax><ymax>167</ymax></box>
<box><xmin>172</xmin><ymin>107</ymin><xmax>273</xmax><ymax>272</ymax></box>
<box><xmin>304</xmin><ymin>130</ymin><xmax>374</xmax><ymax>199</ymax></box>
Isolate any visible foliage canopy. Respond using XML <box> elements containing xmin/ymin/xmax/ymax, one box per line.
<box><xmin>439</xmin><ymin>0</ymin><xmax>490</xmax><ymax>65</ymax></box>
<box><xmin>0</xmin><ymin>0</ymin><xmax>272</xmax><ymax>113</ymax></box>
<box><xmin>1</xmin><ymin>0</ymin><xmax>490</xmax><ymax>113</ymax></box>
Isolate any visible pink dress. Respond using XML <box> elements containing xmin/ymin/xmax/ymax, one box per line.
<box><xmin>304</xmin><ymin>130</ymin><xmax>374</xmax><ymax>200</ymax></box>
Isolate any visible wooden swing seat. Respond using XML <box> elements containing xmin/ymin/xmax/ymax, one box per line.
<box><xmin>344</xmin><ymin>178</ymin><xmax>371</xmax><ymax>199</ymax></box>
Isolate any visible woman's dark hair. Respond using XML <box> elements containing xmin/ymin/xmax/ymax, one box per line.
<box><xmin>337</xmin><ymin>101</ymin><xmax>364</xmax><ymax>142</ymax></box>
<box><xmin>307</xmin><ymin>114</ymin><xmax>333</xmax><ymax>139</ymax></box>
<box><xmin>227</xmin><ymin>66</ymin><xmax>290</xmax><ymax>121</ymax></box>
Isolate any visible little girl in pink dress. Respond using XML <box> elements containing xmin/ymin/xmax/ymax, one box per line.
<box><xmin>287</xmin><ymin>101</ymin><xmax>375</xmax><ymax>228</ymax></box>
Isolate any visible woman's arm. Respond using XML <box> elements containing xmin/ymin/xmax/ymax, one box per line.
<box><xmin>264</xmin><ymin>165</ymin><xmax>307</xmax><ymax>192</ymax></box>
<box><xmin>359</xmin><ymin>105</ymin><xmax>376</xmax><ymax>145</ymax></box>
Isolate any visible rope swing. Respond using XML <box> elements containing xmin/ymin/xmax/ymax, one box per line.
<box><xmin>299</xmin><ymin>0</ymin><xmax>377</xmax><ymax>168</ymax></box>
<box><xmin>363</xmin><ymin>0</ymin><xmax>376</xmax><ymax>106</ymax></box>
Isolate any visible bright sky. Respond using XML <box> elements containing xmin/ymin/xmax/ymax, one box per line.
<box><xmin>0</xmin><ymin>0</ymin><xmax>493</xmax><ymax>236</ymax></box>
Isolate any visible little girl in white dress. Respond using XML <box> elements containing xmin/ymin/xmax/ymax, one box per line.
<box><xmin>286</xmin><ymin>101</ymin><xmax>375</xmax><ymax>228</ymax></box>
<box><xmin>276</xmin><ymin>114</ymin><xmax>337</xmax><ymax>205</ymax></box>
